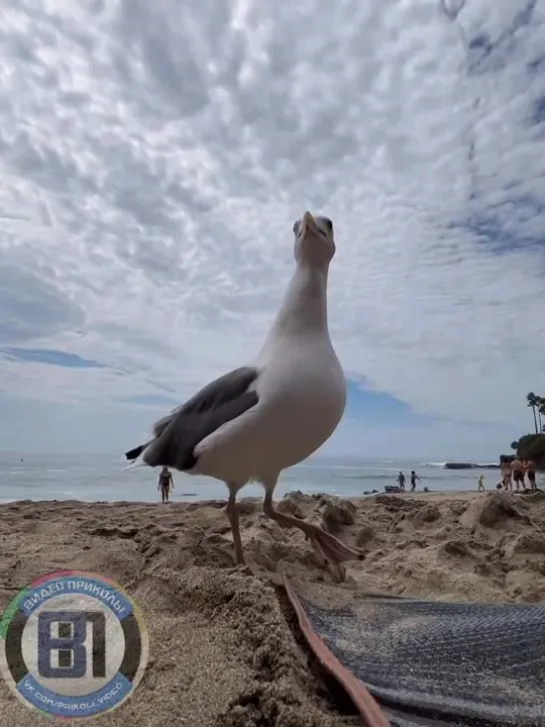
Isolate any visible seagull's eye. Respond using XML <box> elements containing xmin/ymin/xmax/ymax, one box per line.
<box><xmin>293</xmin><ymin>220</ymin><xmax>300</xmax><ymax>235</ymax></box>
<box><xmin>323</xmin><ymin>218</ymin><xmax>333</xmax><ymax>232</ymax></box>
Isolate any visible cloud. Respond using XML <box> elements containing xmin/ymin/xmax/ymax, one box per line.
<box><xmin>0</xmin><ymin>263</ymin><xmax>84</xmax><ymax>343</ymax></box>
<box><xmin>0</xmin><ymin>347</ymin><xmax>104</xmax><ymax>369</ymax></box>
<box><xmin>1</xmin><ymin>0</ymin><xmax>545</xmax><ymax>456</ymax></box>
<box><xmin>123</xmin><ymin>395</ymin><xmax>180</xmax><ymax>407</ymax></box>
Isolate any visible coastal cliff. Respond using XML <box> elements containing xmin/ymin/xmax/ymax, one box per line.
<box><xmin>444</xmin><ymin>462</ymin><xmax>499</xmax><ymax>470</ymax></box>
<box><xmin>509</xmin><ymin>433</ymin><xmax>545</xmax><ymax>470</ymax></box>
<box><xmin>444</xmin><ymin>435</ymin><xmax>545</xmax><ymax>471</ymax></box>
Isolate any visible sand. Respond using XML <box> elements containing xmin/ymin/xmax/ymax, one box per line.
<box><xmin>1</xmin><ymin>488</ymin><xmax>545</xmax><ymax>726</ymax></box>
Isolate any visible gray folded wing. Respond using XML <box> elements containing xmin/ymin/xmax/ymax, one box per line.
<box><xmin>137</xmin><ymin>366</ymin><xmax>260</xmax><ymax>471</ymax></box>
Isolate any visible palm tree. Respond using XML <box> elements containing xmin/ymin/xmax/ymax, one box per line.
<box><xmin>527</xmin><ymin>392</ymin><xmax>539</xmax><ymax>434</ymax></box>
<box><xmin>538</xmin><ymin>395</ymin><xmax>545</xmax><ymax>433</ymax></box>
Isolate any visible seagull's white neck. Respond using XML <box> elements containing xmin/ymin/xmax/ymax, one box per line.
<box><xmin>265</xmin><ymin>262</ymin><xmax>330</xmax><ymax>343</ymax></box>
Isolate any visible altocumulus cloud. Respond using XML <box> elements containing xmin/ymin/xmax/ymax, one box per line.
<box><xmin>1</xmin><ymin>0</ymin><xmax>544</xmax><ymax>456</ymax></box>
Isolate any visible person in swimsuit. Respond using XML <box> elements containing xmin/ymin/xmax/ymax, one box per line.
<box><xmin>410</xmin><ymin>470</ymin><xmax>420</xmax><ymax>492</ymax></box>
<box><xmin>477</xmin><ymin>474</ymin><xmax>485</xmax><ymax>491</ymax></box>
<box><xmin>511</xmin><ymin>456</ymin><xmax>525</xmax><ymax>492</ymax></box>
<box><xmin>501</xmin><ymin>460</ymin><xmax>512</xmax><ymax>491</ymax></box>
<box><xmin>525</xmin><ymin>459</ymin><xmax>537</xmax><ymax>491</ymax></box>
<box><xmin>158</xmin><ymin>466</ymin><xmax>174</xmax><ymax>503</ymax></box>
<box><xmin>397</xmin><ymin>471</ymin><xmax>406</xmax><ymax>491</ymax></box>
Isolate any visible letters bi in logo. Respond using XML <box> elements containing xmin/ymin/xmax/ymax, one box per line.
<box><xmin>0</xmin><ymin>570</ymin><xmax>149</xmax><ymax>718</ymax></box>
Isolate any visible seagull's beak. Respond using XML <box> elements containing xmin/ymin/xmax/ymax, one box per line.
<box><xmin>300</xmin><ymin>210</ymin><xmax>316</xmax><ymax>237</ymax></box>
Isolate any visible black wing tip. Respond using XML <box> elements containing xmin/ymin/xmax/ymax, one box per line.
<box><xmin>125</xmin><ymin>444</ymin><xmax>145</xmax><ymax>461</ymax></box>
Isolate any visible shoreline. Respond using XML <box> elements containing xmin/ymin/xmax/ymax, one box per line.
<box><xmin>0</xmin><ymin>491</ymin><xmax>491</xmax><ymax>508</ymax></box>
<box><xmin>0</xmin><ymin>484</ymin><xmax>542</xmax><ymax>506</ymax></box>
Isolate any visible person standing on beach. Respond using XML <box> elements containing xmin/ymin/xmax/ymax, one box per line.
<box><xmin>477</xmin><ymin>474</ymin><xmax>485</xmax><ymax>491</ymax></box>
<box><xmin>501</xmin><ymin>460</ymin><xmax>512</xmax><ymax>491</ymax></box>
<box><xmin>410</xmin><ymin>470</ymin><xmax>420</xmax><ymax>492</ymax></box>
<box><xmin>525</xmin><ymin>459</ymin><xmax>537</xmax><ymax>491</ymax></box>
<box><xmin>158</xmin><ymin>466</ymin><xmax>174</xmax><ymax>503</ymax></box>
<box><xmin>511</xmin><ymin>456</ymin><xmax>525</xmax><ymax>492</ymax></box>
<box><xmin>397</xmin><ymin>471</ymin><xmax>406</xmax><ymax>491</ymax></box>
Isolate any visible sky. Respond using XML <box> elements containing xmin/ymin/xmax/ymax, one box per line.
<box><xmin>1</xmin><ymin>0</ymin><xmax>545</xmax><ymax>461</ymax></box>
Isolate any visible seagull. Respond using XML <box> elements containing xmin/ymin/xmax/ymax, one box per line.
<box><xmin>125</xmin><ymin>211</ymin><xmax>364</xmax><ymax>574</ymax></box>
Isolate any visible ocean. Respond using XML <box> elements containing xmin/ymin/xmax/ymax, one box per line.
<box><xmin>1</xmin><ymin>453</ymin><xmax>540</xmax><ymax>504</ymax></box>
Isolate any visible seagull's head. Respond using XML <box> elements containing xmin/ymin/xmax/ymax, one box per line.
<box><xmin>292</xmin><ymin>211</ymin><xmax>336</xmax><ymax>267</ymax></box>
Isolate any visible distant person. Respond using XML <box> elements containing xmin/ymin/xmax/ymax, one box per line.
<box><xmin>525</xmin><ymin>459</ymin><xmax>537</xmax><ymax>491</ymax></box>
<box><xmin>477</xmin><ymin>474</ymin><xmax>485</xmax><ymax>491</ymax></box>
<box><xmin>410</xmin><ymin>470</ymin><xmax>420</xmax><ymax>492</ymax></box>
<box><xmin>397</xmin><ymin>471</ymin><xmax>406</xmax><ymax>491</ymax></box>
<box><xmin>501</xmin><ymin>460</ymin><xmax>512</xmax><ymax>491</ymax></box>
<box><xmin>158</xmin><ymin>466</ymin><xmax>174</xmax><ymax>503</ymax></box>
<box><xmin>511</xmin><ymin>456</ymin><xmax>525</xmax><ymax>492</ymax></box>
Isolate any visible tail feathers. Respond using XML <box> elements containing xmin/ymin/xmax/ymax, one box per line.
<box><xmin>123</xmin><ymin>459</ymin><xmax>147</xmax><ymax>472</ymax></box>
<box><xmin>125</xmin><ymin>444</ymin><xmax>146</xmax><ymax>461</ymax></box>
<box><xmin>123</xmin><ymin>442</ymin><xmax>151</xmax><ymax>472</ymax></box>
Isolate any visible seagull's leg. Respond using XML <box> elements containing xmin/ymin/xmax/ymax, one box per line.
<box><xmin>262</xmin><ymin>489</ymin><xmax>364</xmax><ymax>571</ymax></box>
<box><xmin>226</xmin><ymin>485</ymin><xmax>245</xmax><ymax>565</ymax></box>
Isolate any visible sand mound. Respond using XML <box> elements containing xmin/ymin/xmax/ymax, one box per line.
<box><xmin>1</xmin><ymin>490</ymin><xmax>545</xmax><ymax>725</ymax></box>
<box><xmin>460</xmin><ymin>492</ymin><xmax>528</xmax><ymax>529</ymax></box>
<box><xmin>320</xmin><ymin>497</ymin><xmax>356</xmax><ymax>532</ymax></box>
<box><xmin>410</xmin><ymin>504</ymin><xmax>442</xmax><ymax>525</ymax></box>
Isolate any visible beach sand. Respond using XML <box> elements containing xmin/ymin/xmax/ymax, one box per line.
<box><xmin>1</xmin><ymin>488</ymin><xmax>545</xmax><ymax>726</ymax></box>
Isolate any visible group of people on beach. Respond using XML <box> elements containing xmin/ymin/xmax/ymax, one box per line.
<box><xmin>396</xmin><ymin>470</ymin><xmax>420</xmax><ymax>492</ymax></box>
<box><xmin>156</xmin><ymin>459</ymin><xmax>537</xmax><ymax>502</ymax></box>
<box><xmin>497</xmin><ymin>457</ymin><xmax>537</xmax><ymax>492</ymax></box>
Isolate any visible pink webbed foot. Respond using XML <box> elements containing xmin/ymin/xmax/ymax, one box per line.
<box><xmin>306</xmin><ymin>525</ymin><xmax>365</xmax><ymax>582</ymax></box>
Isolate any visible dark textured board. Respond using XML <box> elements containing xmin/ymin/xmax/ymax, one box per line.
<box><xmin>297</xmin><ymin>594</ymin><xmax>545</xmax><ymax>727</ymax></box>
